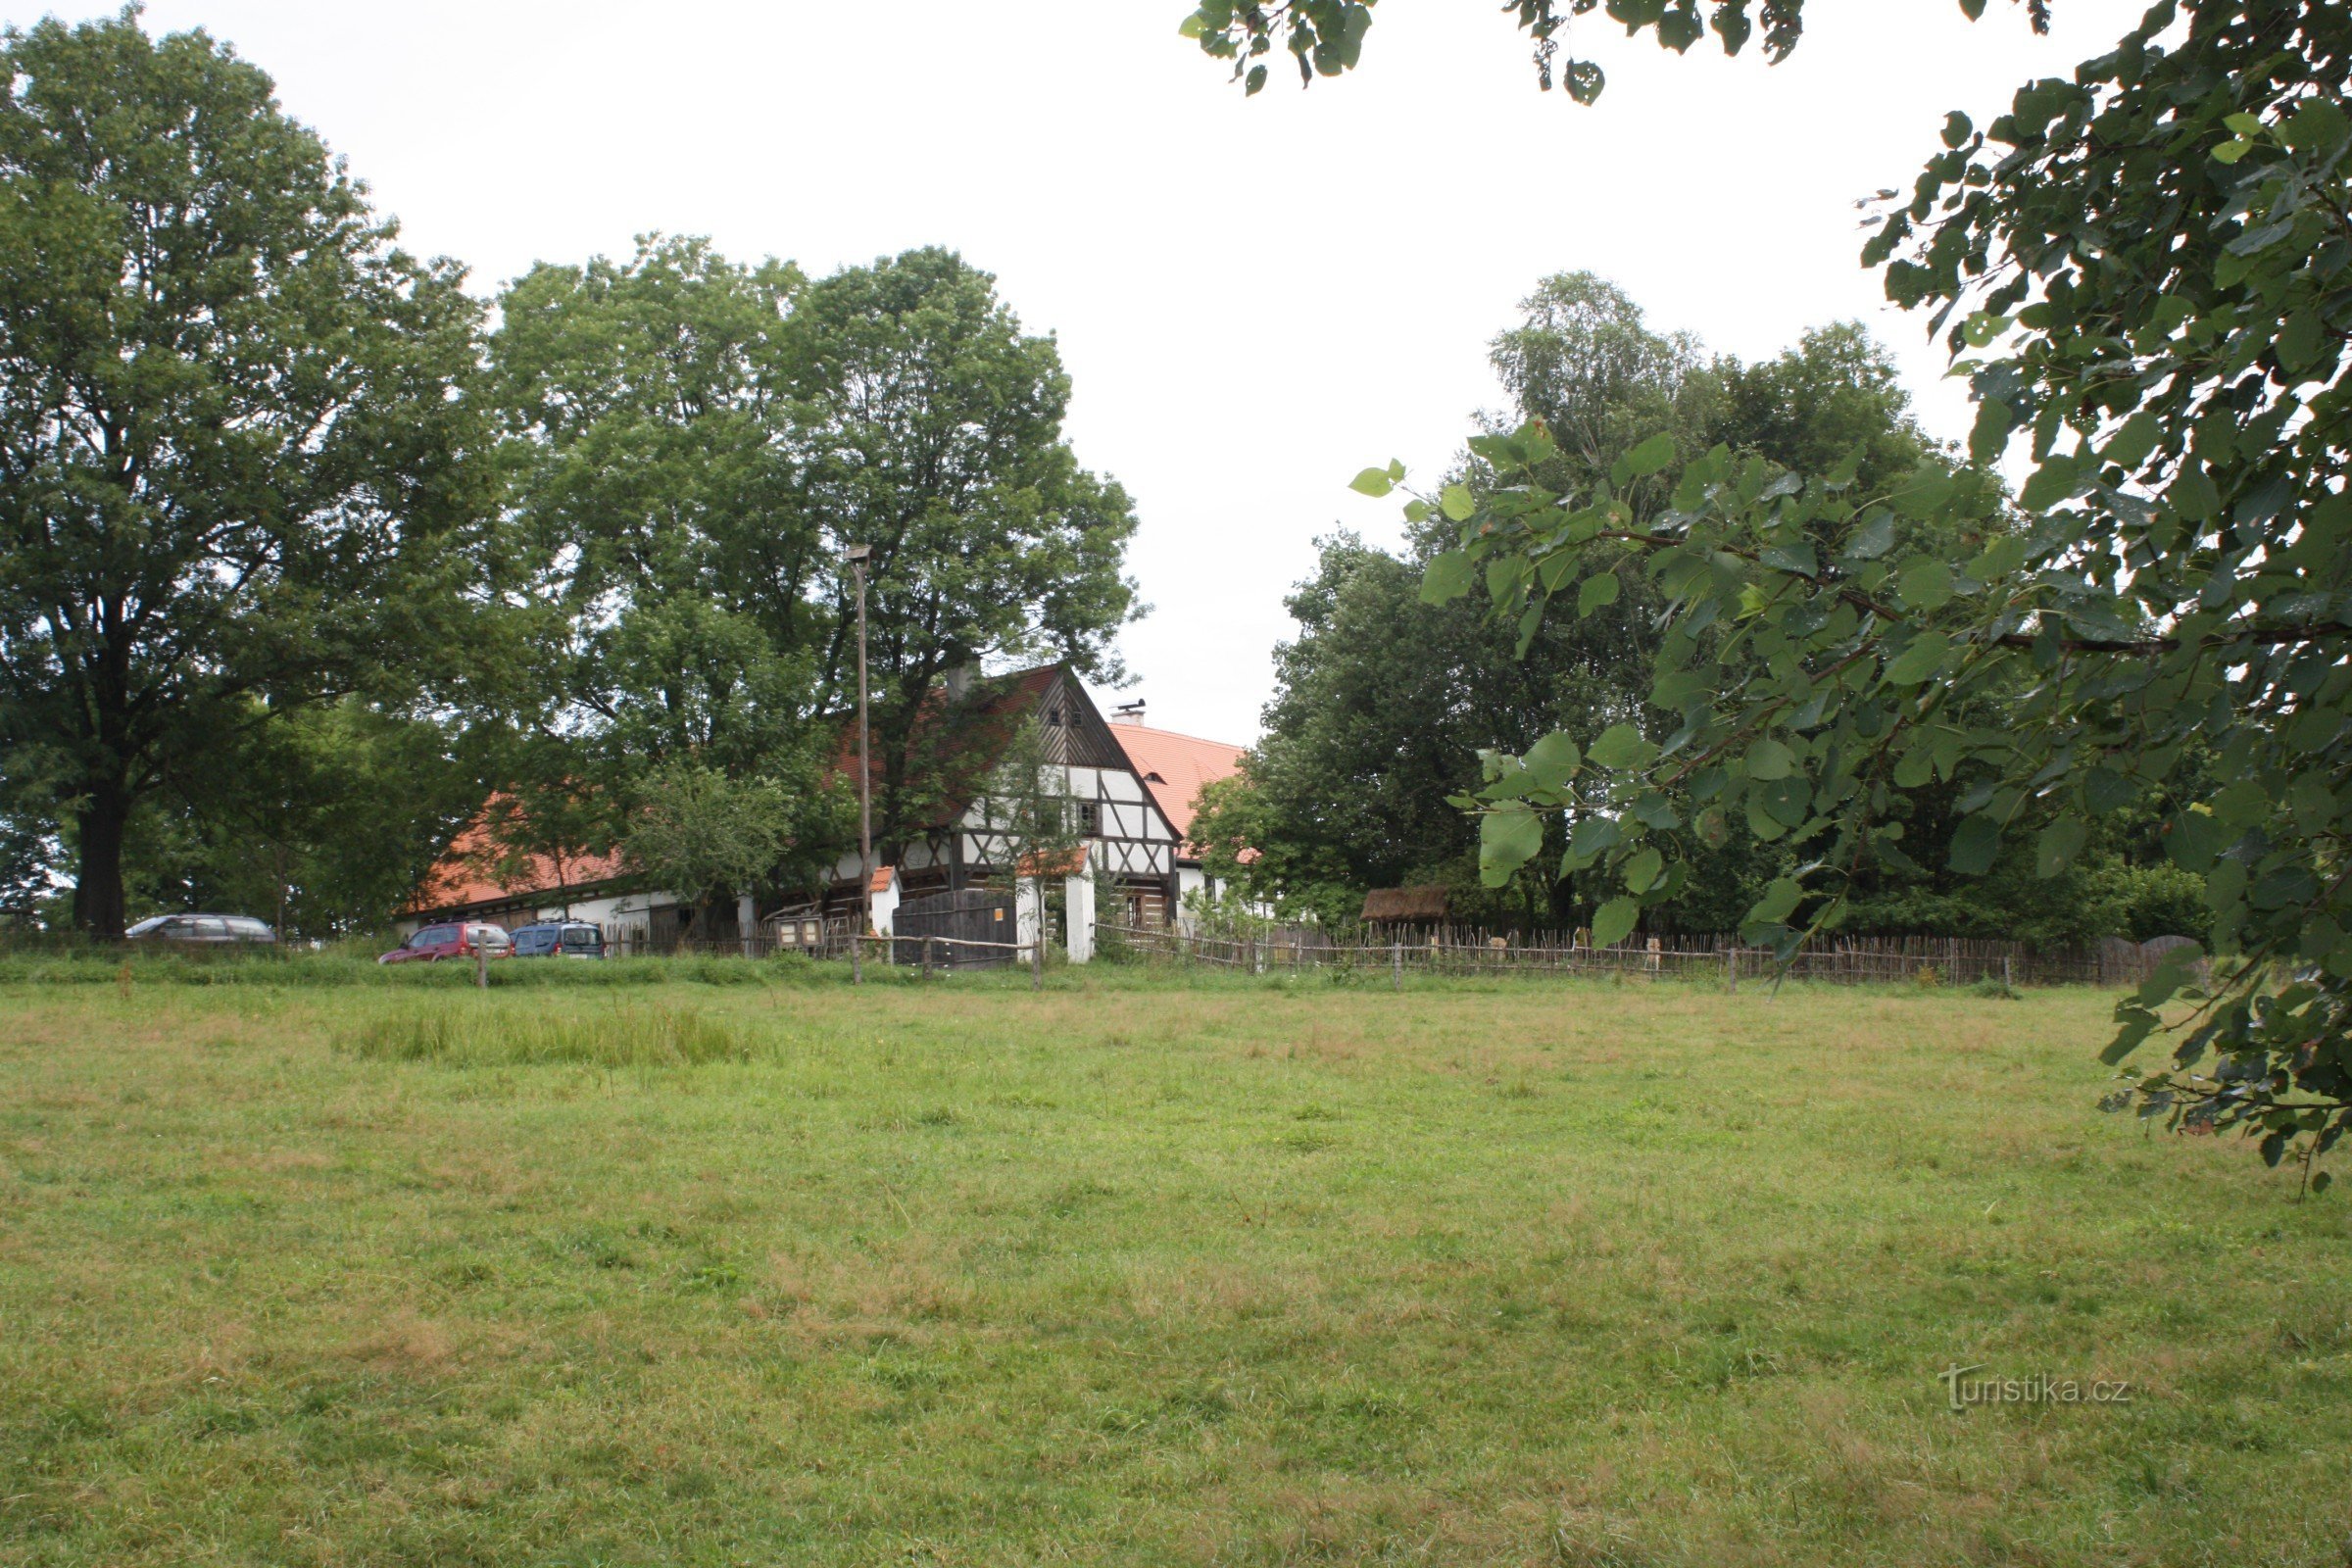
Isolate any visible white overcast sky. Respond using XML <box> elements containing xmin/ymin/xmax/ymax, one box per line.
<box><xmin>14</xmin><ymin>0</ymin><xmax>2138</xmax><ymax>744</ymax></box>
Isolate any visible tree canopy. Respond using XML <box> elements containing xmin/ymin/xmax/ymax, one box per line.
<box><xmin>1198</xmin><ymin>281</ymin><xmax>2196</xmax><ymax>938</ymax></box>
<box><xmin>1277</xmin><ymin>0</ymin><xmax>2352</xmax><ymax>1178</ymax></box>
<box><xmin>487</xmin><ymin>240</ymin><xmax>1141</xmax><ymax>893</ymax></box>
<box><xmin>0</xmin><ymin>11</ymin><xmax>502</xmax><ymax>937</ymax></box>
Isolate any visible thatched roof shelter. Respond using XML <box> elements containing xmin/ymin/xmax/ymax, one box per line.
<box><xmin>1360</xmin><ymin>885</ymin><xmax>1449</xmax><ymax>923</ymax></box>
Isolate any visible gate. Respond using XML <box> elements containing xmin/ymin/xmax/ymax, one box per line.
<box><xmin>893</xmin><ymin>889</ymin><xmax>1019</xmax><ymax>968</ymax></box>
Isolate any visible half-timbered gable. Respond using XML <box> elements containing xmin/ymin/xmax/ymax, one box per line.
<box><xmin>828</xmin><ymin>663</ymin><xmax>1184</xmax><ymax>923</ymax></box>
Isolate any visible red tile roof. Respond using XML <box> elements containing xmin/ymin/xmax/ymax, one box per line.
<box><xmin>1109</xmin><ymin>723</ymin><xmax>1246</xmax><ymax>854</ymax></box>
<box><xmin>405</xmin><ymin>800</ymin><xmax>628</xmax><ymax>916</ymax></box>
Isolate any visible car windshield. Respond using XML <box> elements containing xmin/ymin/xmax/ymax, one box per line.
<box><xmin>126</xmin><ymin>916</ymin><xmax>168</xmax><ymax>936</ymax></box>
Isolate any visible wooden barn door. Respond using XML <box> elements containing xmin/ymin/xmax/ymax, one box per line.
<box><xmin>893</xmin><ymin>889</ymin><xmax>1019</xmax><ymax>968</ymax></box>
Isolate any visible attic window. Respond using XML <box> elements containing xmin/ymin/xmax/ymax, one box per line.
<box><xmin>1145</xmin><ymin>770</ymin><xmax>1166</xmax><ymax>784</ymax></box>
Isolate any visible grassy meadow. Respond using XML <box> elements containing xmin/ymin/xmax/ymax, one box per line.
<box><xmin>0</xmin><ymin>959</ymin><xmax>2346</xmax><ymax>1566</ymax></box>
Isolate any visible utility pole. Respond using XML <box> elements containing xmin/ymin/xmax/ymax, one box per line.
<box><xmin>844</xmin><ymin>544</ymin><xmax>873</xmax><ymax>985</ymax></box>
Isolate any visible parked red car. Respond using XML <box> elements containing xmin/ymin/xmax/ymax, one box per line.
<box><xmin>378</xmin><ymin>922</ymin><xmax>514</xmax><ymax>965</ymax></box>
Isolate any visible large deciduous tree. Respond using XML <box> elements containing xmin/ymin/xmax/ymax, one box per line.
<box><xmin>784</xmin><ymin>247</ymin><xmax>1141</xmax><ymax>855</ymax></box>
<box><xmin>0</xmin><ymin>12</ymin><xmax>498</xmax><ymax>936</ymax></box>
<box><xmin>1212</xmin><ymin>282</ymin><xmax>2008</xmax><ymax>931</ymax></box>
<box><xmin>1205</xmin><ymin>0</ymin><xmax>2352</xmax><ymax>1178</ymax></box>
<box><xmin>490</xmin><ymin>241</ymin><xmax>1141</xmax><ymax>888</ymax></box>
<box><xmin>493</xmin><ymin>236</ymin><xmax>820</xmax><ymax>779</ymax></box>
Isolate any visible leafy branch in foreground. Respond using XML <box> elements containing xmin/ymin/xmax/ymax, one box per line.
<box><xmin>1359</xmin><ymin>0</ymin><xmax>2352</xmax><ymax>1181</ymax></box>
<box><xmin>1179</xmin><ymin>0</ymin><xmax>2046</xmax><ymax>103</ymax></box>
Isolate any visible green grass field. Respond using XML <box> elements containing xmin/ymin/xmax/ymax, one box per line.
<box><xmin>1</xmin><ymin>962</ymin><xmax>2346</xmax><ymax>1566</ymax></box>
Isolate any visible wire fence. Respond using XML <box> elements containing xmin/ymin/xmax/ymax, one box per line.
<box><xmin>1102</xmin><ymin>921</ymin><xmax>2178</xmax><ymax>989</ymax></box>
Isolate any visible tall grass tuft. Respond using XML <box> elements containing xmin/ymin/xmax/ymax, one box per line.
<box><xmin>349</xmin><ymin>1001</ymin><xmax>756</xmax><ymax>1067</ymax></box>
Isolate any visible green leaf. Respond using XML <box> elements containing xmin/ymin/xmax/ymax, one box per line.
<box><xmin>1587</xmin><ymin>723</ymin><xmax>1659</xmax><ymax>771</ymax></box>
<box><xmin>1420</xmin><ymin>551</ymin><xmax>1475</xmax><ymax>604</ymax></box>
<box><xmin>2211</xmin><ymin>138</ymin><xmax>2253</xmax><ymax>165</ymax></box>
<box><xmin>1577</xmin><ymin>573</ymin><xmax>1621</xmax><ymax>616</ymax></box>
<box><xmin>1480</xmin><ymin>804</ymin><xmax>1545</xmax><ymax>886</ymax></box>
<box><xmin>1897</xmin><ymin>558</ymin><xmax>1954</xmax><ymax>612</ymax></box>
<box><xmin>1592</xmin><ymin>896</ymin><xmax>1640</xmax><ymax>949</ymax></box>
<box><xmin>1487</xmin><ymin>554</ymin><xmax>1524</xmax><ymax>608</ymax></box>
<box><xmin>1968</xmin><ymin>399</ymin><xmax>2017</xmax><ymax>465</ymax></box>
<box><xmin>2135</xmin><ymin>943</ymin><xmax>2205</xmax><ymax>1008</ymax></box>
<box><xmin>1948</xmin><ymin>814</ymin><xmax>2002</xmax><ymax>875</ymax></box>
<box><xmin>1348</xmin><ymin>466</ymin><xmax>1395</xmax><ymax>497</ymax></box>
<box><xmin>1960</xmin><ymin>311</ymin><xmax>2009</xmax><ymax>347</ymax></box>
<box><xmin>1622</xmin><ymin>846</ymin><xmax>1663</xmax><ymax>894</ymax></box>
<box><xmin>1885</xmin><ymin>631</ymin><xmax>1951</xmax><ymax>686</ymax></box>
<box><xmin>1748</xmin><ymin>875</ymin><xmax>1803</xmax><ymax>925</ymax></box>
<box><xmin>1523</xmin><ymin>731</ymin><xmax>1582</xmax><ymax>788</ymax></box>
<box><xmin>2099</xmin><ymin>1005</ymin><xmax>2160</xmax><ymax>1064</ymax></box>
<box><xmin>2278</xmin><ymin>311</ymin><xmax>2326</xmax><ymax>373</ymax></box>
<box><xmin>1440</xmin><ymin>484</ymin><xmax>1477</xmax><ymax>522</ymax></box>
<box><xmin>1759</xmin><ymin>776</ymin><xmax>1809</xmax><ymax>827</ymax></box>
<box><xmin>2017</xmin><ymin>452</ymin><xmax>2082</xmax><ymax>512</ymax></box>
<box><xmin>1570</xmin><ymin>815</ymin><xmax>1621</xmax><ymax>865</ymax></box>
<box><xmin>2282</xmin><ymin>97</ymin><xmax>2350</xmax><ymax>152</ymax></box>
<box><xmin>1622</xmin><ymin>432</ymin><xmax>1676</xmax><ymax>477</ymax></box>
<box><xmin>2084</xmin><ymin>765</ymin><xmax>2136</xmax><ymax>815</ymax></box>
<box><xmin>1842</xmin><ymin>513</ymin><xmax>1895</xmax><ymax>561</ymax></box>
<box><xmin>1941</xmin><ymin>111</ymin><xmax>1973</xmax><ymax>149</ymax></box>
<box><xmin>2102</xmin><ymin>411</ymin><xmax>2160</xmax><ymax>471</ymax></box>
<box><xmin>1742</xmin><ymin>737</ymin><xmax>1795</xmax><ymax>781</ymax></box>
<box><xmin>2034</xmin><ymin>815</ymin><xmax>2086</xmax><ymax>877</ymax></box>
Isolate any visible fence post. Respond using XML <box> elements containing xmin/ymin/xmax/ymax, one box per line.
<box><xmin>1726</xmin><ymin>946</ymin><xmax>1737</xmax><ymax>994</ymax></box>
<box><xmin>475</xmin><ymin>937</ymin><xmax>488</xmax><ymax>991</ymax></box>
<box><xmin>1392</xmin><ymin>940</ymin><xmax>1402</xmax><ymax>990</ymax></box>
<box><xmin>2003</xmin><ymin>954</ymin><xmax>2014</xmax><ymax>992</ymax></box>
<box><xmin>923</xmin><ymin>936</ymin><xmax>935</xmax><ymax>981</ymax></box>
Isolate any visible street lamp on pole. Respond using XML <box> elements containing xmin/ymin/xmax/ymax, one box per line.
<box><xmin>843</xmin><ymin>544</ymin><xmax>873</xmax><ymax>984</ymax></box>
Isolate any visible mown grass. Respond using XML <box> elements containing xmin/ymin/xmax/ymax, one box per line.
<box><xmin>0</xmin><ymin>970</ymin><xmax>2346</xmax><ymax>1566</ymax></box>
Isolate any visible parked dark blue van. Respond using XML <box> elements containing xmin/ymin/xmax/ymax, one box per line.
<box><xmin>510</xmin><ymin>921</ymin><xmax>607</xmax><ymax>958</ymax></box>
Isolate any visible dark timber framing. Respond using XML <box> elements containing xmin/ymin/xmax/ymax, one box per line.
<box><xmin>826</xmin><ymin>665</ymin><xmax>1183</xmax><ymax>926</ymax></box>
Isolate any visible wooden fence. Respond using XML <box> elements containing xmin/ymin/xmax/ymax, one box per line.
<box><xmin>1100</xmin><ymin>921</ymin><xmax>2172</xmax><ymax>989</ymax></box>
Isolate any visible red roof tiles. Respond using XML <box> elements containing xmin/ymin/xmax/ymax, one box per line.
<box><xmin>1108</xmin><ymin>723</ymin><xmax>1246</xmax><ymax>854</ymax></box>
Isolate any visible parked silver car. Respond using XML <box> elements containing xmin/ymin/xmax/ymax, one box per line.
<box><xmin>125</xmin><ymin>913</ymin><xmax>278</xmax><ymax>945</ymax></box>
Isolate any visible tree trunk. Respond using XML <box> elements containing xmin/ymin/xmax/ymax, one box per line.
<box><xmin>72</xmin><ymin>783</ymin><xmax>130</xmax><ymax>940</ymax></box>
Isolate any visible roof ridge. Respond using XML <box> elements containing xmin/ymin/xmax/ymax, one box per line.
<box><xmin>1113</xmin><ymin>722</ymin><xmax>1250</xmax><ymax>750</ymax></box>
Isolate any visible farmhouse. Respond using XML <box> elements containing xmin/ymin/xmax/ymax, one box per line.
<box><xmin>399</xmin><ymin>662</ymin><xmax>1251</xmax><ymax>951</ymax></box>
<box><xmin>820</xmin><ymin>663</ymin><xmax>1192</xmax><ymax>931</ymax></box>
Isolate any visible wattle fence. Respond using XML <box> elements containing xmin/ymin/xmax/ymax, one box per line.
<box><xmin>1098</xmin><ymin>921</ymin><xmax>2181</xmax><ymax>989</ymax></box>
